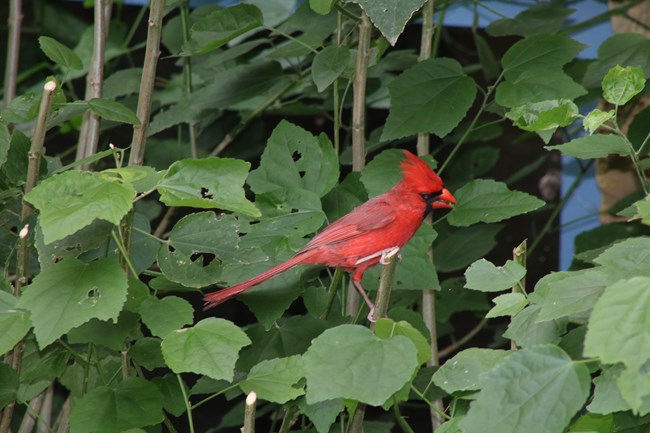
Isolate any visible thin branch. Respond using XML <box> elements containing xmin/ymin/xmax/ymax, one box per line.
<box><xmin>129</xmin><ymin>0</ymin><xmax>165</xmax><ymax>166</ymax></box>
<box><xmin>438</xmin><ymin>318</ymin><xmax>488</xmax><ymax>358</ymax></box>
<box><xmin>76</xmin><ymin>0</ymin><xmax>112</xmax><ymax>168</ymax></box>
<box><xmin>346</xmin><ymin>11</ymin><xmax>372</xmax><ymax>317</ymax></box>
<box><xmin>3</xmin><ymin>0</ymin><xmax>22</xmax><ymax>111</ymax></box>
<box><xmin>0</xmin><ymin>80</ymin><xmax>57</xmax><ymax>433</ymax></box>
<box><xmin>242</xmin><ymin>392</ymin><xmax>257</xmax><ymax>433</ymax></box>
<box><xmin>511</xmin><ymin>240</ymin><xmax>527</xmax><ymax>350</ymax></box>
<box><xmin>177</xmin><ymin>375</ymin><xmax>195</xmax><ymax>433</ymax></box>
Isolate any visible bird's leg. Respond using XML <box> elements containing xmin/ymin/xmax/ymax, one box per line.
<box><xmin>352</xmin><ymin>279</ymin><xmax>376</xmax><ymax>322</ymax></box>
<box><xmin>379</xmin><ymin>246</ymin><xmax>401</xmax><ymax>264</ymax></box>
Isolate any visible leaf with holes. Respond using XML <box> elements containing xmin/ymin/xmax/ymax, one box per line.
<box><xmin>247</xmin><ymin>120</ymin><xmax>339</xmax><ymax>198</ymax></box>
<box><xmin>157</xmin><ymin>157</ymin><xmax>260</xmax><ymax>217</ymax></box>
<box><xmin>382</xmin><ymin>58</ymin><xmax>476</xmax><ymax>140</ymax></box>
<box><xmin>162</xmin><ymin>318</ymin><xmax>251</xmax><ymax>381</ymax></box>
<box><xmin>24</xmin><ymin>170</ymin><xmax>135</xmax><ymax>244</ymax></box>
<box><xmin>16</xmin><ymin>258</ymin><xmax>128</xmax><ymax>348</ymax></box>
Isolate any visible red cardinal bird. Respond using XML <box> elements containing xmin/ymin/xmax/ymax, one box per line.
<box><xmin>204</xmin><ymin>150</ymin><xmax>455</xmax><ymax>314</ymax></box>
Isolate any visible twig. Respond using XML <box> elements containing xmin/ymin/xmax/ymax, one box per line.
<box><xmin>371</xmin><ymin>248</ymin><xmax>399</xmax><ymax>323</ymax></box>
<box><xmin>438</xmin><ymin>318</ymin><xmax>488</xmax><ymax>359</ymax></box>
<box><xmin>511</xmin><ymin>240</ymin><xmax>526</xmax><ymax>350</ymax></box>
<box><xmin>278</xmin><ymin>405</ymin><xmax>298</xmax><ymax>433</ymax></box>
<box><xmin>76</xmin><ymin>0</ymin><xmax>112</xmax><ymax>169</ymax></box>
<box><xmin>37</xmin><ymin>384</ymin><xmax>54</xmax><ymax>433</ymax></box>
<box><xmin>346</xmin><ymin>11</ymin><xmax>372</xmax><ymax>317</ymax></box>
<box><xmin>129</xmin><ymin>0</ymin><xmax>165</xmax><ymax>166</ymax></box>
<box><xmin>0</xmin><ymin>80</ymin><xmax>57</xmax><ymax>433</ymax></box>
<box><xmin>3</xmin><ymin>0</ymin><xmax>22</xmax><ymax>112</ymax></box>
<box><xmin>17</xmin><ymin>392</ymin><xmax>44</xmax><ymax>433</ymax></box>
<box><xmin>53</xmin><ymin>397</ymin><xmax>70</xmax><ymax>433</ymax></box>
<box><xmin>242</xmin><ymin>392</ymin><xmax>257</xmax><ymax>433</ymax></box>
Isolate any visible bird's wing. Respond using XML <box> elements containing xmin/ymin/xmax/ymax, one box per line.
<box><xmin>300</xmin><ymin>197</ymin><xmax>396</xmax><ymax>251</ymax></box>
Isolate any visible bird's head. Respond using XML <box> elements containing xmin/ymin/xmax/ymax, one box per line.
<box><xmin>399</xmin><ymin>150</ymin><xmax>456</xmax><ymax>210</ymax></box>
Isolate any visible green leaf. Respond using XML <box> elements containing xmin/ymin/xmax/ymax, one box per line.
<box><xmin>374</xmin><ymin>318</ymin><xmax>431</xmax><ymax>364</ymax></box>
<box><xmin>486</xmin><ymin>293</ymin><xmax>528</xmax><ymax>318</ymax></box>
<box><xmin>460</xmin><ymin>345</ymin><xmax>591</xmax><ymax>433</ymax></box>
<box><xmin>631</xmin><ymin>196</ymin><xmax>650</xmax><ymax>225</ymax></box>
<box><xmin>536</xmin><ymin>269</ymin><xmax>607</xmax><ymax>322</ymax></box>
<box><xmin>248</xmin><ymin>120</ymin><xmax>339</xmax><ymax>198</ymax></box>
<box><xmin>584</xmin><ymin>276</ymin><xmax>650</xmax><ymax>370</ymax></box>
<box><xmin>473</xmin><ymin>32</ymin><xmax>500</xmax><ymax>80</ymax></box>
<box><xmin>240</xmin><ymin>355</ymin><xmax>306</xmax><ymax>403</ymax></box>
<box><xmin>69</xmin><ymin>377</ymin><xmax>164</xmax><ymax>433</ymax></box>
<box><xmin>589</xmin><ymin>365</ymin><xmax>650</xmax><ymax>415</ymax></box>
<box><xmin>312</xmin><ymin>45</ymin><xmax>350</xmax><ymax>92</ymax></box>
<box><xmin>602</xmin><ymin>65</ymin><xmax>646</xmax><ymax>106</ymax></box>
<box><xmin>547</xmin><ymin>134</ymin><xmax>631</xmax><ymax>159</ymax></box>
<box><xmin>309</xmin><ymin>0</ymin><xmax>335</xmax><ymax>14</ymax></box>
<box><xmin>186</xmin><ymin>4</ymin><xmax>264</xmax><ymax>55</ymax></box>
<box><xmin>152</xmin><ymin>374</ymin><xmax>188</xmax><ymax>417</ymax></box>
<box><xmin>487</xmin><ymin>3</ymin><xmax>574</xmax><ymax>37</ymax></box>
<box><xmin>496</xmin><ymin>70</ymin><xmax>586</xmax><ymax>108</ymax></box>
<box><xmin>583</xmin><ymin>109</ymin><xmax>615</xmax><ymax>135</ymax></box>
<box><xmin>139</xmin><ymin>296</ymin><xmax>194</xmax><ymax>338</ymax></box>
<box><xmin>67</xmin><ymin>311</ymin><xmax>139</xmax><ymax>351</ymax></box>
<box><xmin>616</xmin><ymin>365</ymin><xmax>650</xmax><ymax>415</ymax></box>
<box><xmin>87</xmin><ymin>98</ymin><xmax>140</xmax><ymax>125</ymax></box>
<box><xmin>0</xmin><ymin>292</ymin><xmax>31</xmax><ymax>356</ymax></box>
<box><xmin>465</xmin><ymin>259</ymin><xmax>526</xmax><ymax>292</ymax></box>
<box><xmin>298</xmin><ymin>398</ymin><xmax>344</xmax><ymax>433</ymax></box>
<box><xmin>501</xmin><ymin>34</ymin><xmax>586</xmax><ymax>80</ymax></box>
<box><xmin>0</xmin><ymin>121</ymin><xmax>9</xmax><ymax>169</ymax></box>
<box><xmin>161</xmin><ymin>318</ymin><xmax>251</xmax><ymax>381</ymax></box>
<box><xmin>0</xmin><ymin>363</ymin><xmax>19</xmax><ymax>410</ymax></box>
<box><xmin>433</xmin><ymin>223</ymin><xmax>503</xmax><ymax>272</ymax></box>
<box><xmin>506</xmin><ymin>99</ymin><xmax>579</xmax><ymax>132</ymax></box>
<box><xmin>569</xmin><ymin>413</ymin><xmax>614</xmax><ymax>433</ymax></box>
<box><xmin>583</xmin><ymin>33</ymin><xmax>650</xmax><ymax>88</ymax></box>
<box><xmin>38</xmin><ymin>36</ymin><xmax>83</xmax><ymax>70</ymax></box>
<box><xmin>436</xmin><ymin>278</ymin><xmax>490</xmax><ymax>322</ymax></box>
<box><xmin>304</xmin><ymin>325</ymin><xmax>418</xmax><ymax>406</ymax></box>
<box><xmin>504</xmin><ymin>305</ymin><xmax>566</xmax><ymax>348</ymax></box>
<box><xmin>382</xmin><ymin>58</ymin><xmax>477</xmax><ymax>140</ymax></box>
<box><xmin>448</xmin><ymin>179</ymin><xmax>544</xmax><ymax>227</ymax></box>
<box><xmin>433</xmin><ymin>348</ymin><xmax>510</xmax><ymax>394</ymax></box>
<box><xmin>17</xmin><ymin>258</ymin><xmax>128</xmax><ymax>348</ymax></box>
<box><xmin>130</xmin><ymin>337</ymin><xmax>165</xmax><ymax>371</ymax></box>
<box><xmin>157</xmin><ymin>157</ymin><xmax>260</xmax><ymax>217</ymax></box>
<box><xmin>352</xmin><ymin>0</ymin><xmax>427</xmax><ymax>46</ymax></box>
<box><xmin>24</xmin><ymin>171</ymin><xmax>135</xmax><ymax>244</ymax></box>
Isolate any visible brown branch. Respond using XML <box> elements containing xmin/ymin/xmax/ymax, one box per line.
<box><xmin>129</xmin><ymin>0</ymin><xmax>165</xmax><ymax>166</ymax></box>
<box><xmin>3</xmin><ymin>0</ymin><xmax>22</xmax><ymax>112</ymax></box>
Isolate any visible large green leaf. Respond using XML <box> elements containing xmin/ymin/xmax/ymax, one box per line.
<box><xmin>17</xmin><ymin>258</ymin><xmax>128</xmax><ymax>348</ymax></box>
<box><xmin>432</xmin><ymin>348</ymin><xmax>510</xmax><ymax>394</ymax></box>
<box><xmin>374</xmin><ymin>318</ymin><xmax>431</xmax><ymax>365</ymax></box>
<box><xmin>69</xmin><ymin>377</ymin><xmax>164</xmax><ymax>433</ymax></box>
<box><xmin>582</xmin><ymin>33</ymin><xmax>650</xmax><ymax>88</ymax></box>
<box><xmin>547</xmin><ymin>134</ymin><xmax>631</xmax><ymax>159</ymax></box>
<box><xmin>382</xmin><ymin>58</ymin><xmax>476</xmax><ymax>140</ymax></box>
<box><xmin>240</xmin><ymin>355</ymin><xmax>306</xmax><ymax>403</ymax></box>
<box><xmin>158</xmin><ymin>157</ymin><xmax>260</xmax><ymax>217</ymax></box>
<box><xmin>496</xmin><ymin>70</ymin><xmax>586</xmax><ymax>107</ymax></box>
<box><xmin>186</xmin><ymin>4</ymin><xmax>263</xmax><ymax>55</ymax></box>
<box><xmin>24</xmin><ymin>170</ymin><xmax>135</xmax><ymax>244</ymax></box>
<box><xmin>161</xmin><ymin>318</ymin><xmax>251</xmax><ymax>381</ymax></box>
<box><xmin>465</xmin><ymin>259</ymin><xmax>526</xmax><ymax>292</ymax></box>
<box><xmin>460</xmin><ymin>345</ymin><xmax>590</xmax><ymax>433</ymax></box>
<box><xmin>67</xmin><ymin>312</ymin><xmax>139</xmax><ymax>351</ymax></box>
<box><xmin>0</xmin><ymin>291</ymin><xmax>31</xmax><ymax>356</ymax></box>
<box><xmin>486</xmin><ymin>293</ymin><xmax>528</xmax><ymax>318</ymax></box>
<box><xmin>504</xmin><ymin>305</ymin><xmax>566</xmax><ymax>348</ymax></box>
<box><xmin>38</xmin><ymin>36</ymin><xmax>83</xmax><ymax>69</ymax></box>
<box><xmin>0</xmin><ymin>363</ymin><xmax>19</xmax><ymax>410</ymax></box>
<box><xmin>506</xmin><ymin>99</ymin><xmax>579</xmax><ymax>132</ymax></box>
<box><xmin>536</xmin><ymin>269</ymin><xmax>607</xmax><ymax>322</ymax></box>
<box><xmin>589</xmin><ymin>365</ymin><xmax>650</xmax><ymax>416</ymax></box>
<box><xmin>501</xmin><ymin>34</ymin><xmax>585</xmax><ymax>80</ymax></box>
<box><xmin>433</xmin><ymin>223</ymin><xmax>503</xmax><ymax>272</ymax></box>
<box><xmin>352</xmin><ymin>0</ymin><xmax>427</xmax><ymax>45</ymax></box>
<box><xmin>298</xmin><ymin>398</ymin><xmax>344</xmax><ymax>433</ymax></box>
<box><xmin>584</xmin><ymin>276</ymin><xmax>650</xmax><ymax>370</ymax></box>
<box><xmin>139</xmin><ymin>296</ymin><xmax>194</xmax><ymax>338</ymax></box>
<box><xmin>487</xmin><ymin>3</ymin><xmax>574</xmax><ymax>37</ymax></box>
<box><xmin>448</xmin><ymin>179</ymin><xmax>544</xmax><ymax>227</ymax></box>
<box><xmin>304</xmin><ymin>325</ymin><xmax>418</xmax><ymax>406</ymax></box>
<box><xmin>247</xmin><ymin>120</ymin><xmax>339</xmax><ymax>198</ymax></box>
<box><xmin>88</xmin><ymin>98</ymin><xmax>140</xmax><ymax>125</ymax></box>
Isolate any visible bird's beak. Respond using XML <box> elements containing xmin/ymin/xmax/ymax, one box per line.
<box><xmin>432</xmin><ymin>188</ymin><xmax>456</xmax><ymax>209</ymax></box>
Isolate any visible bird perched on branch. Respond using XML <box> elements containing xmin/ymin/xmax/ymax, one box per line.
<box><xmin>204</xmin><ymin>150</ymin><xmax>455</xmax><ymax>316</ymax></box>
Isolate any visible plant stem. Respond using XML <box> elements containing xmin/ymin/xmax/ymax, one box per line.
<box><xmin>393</xmin><ymin>404</ymin><xmax>416</xmax><ymax>433</ymax></box>
<box><xmin>0</xmin><ymin>80</ymin><xmax>56</xmax><ymax>433</ymax></box>
<box><xmin>278</xmin><ymin>405</ymin><xmax>298</xmax><ymax>433</ymax></box>
<box><xmin>371</xmin><ymin>248</ymin><xmax>399</xmax><ymax>323</ymax></box>
<box><xmin>3</xmin><ymin>0</ymin><xmax>22</xmax><ymax>112</ymax></box>
<box><xmin>76</xmin><ymin>0</ymin><xmax>111</xmax><ymax>169</ymax></box>
<box><xmin>242</xmin><ymin>392</ymin><xmax>257</xmax><ymax>433</ymax></box>
<box><xmin>346</xmin><ymin>11</ymin><xmax>372</xmax><ymax>317</ymax></box>
<box><xmin>438</xmin><ymin>318</ymin><xmax>488</xmax><ymax>358</ymax></box>
<box><xmin>511</xmin><ymin>240</ymin><xmax>527</xmax><ymax>350</ymax></box>
<box><xmin>129</xmin><ymin>0</ymin><xmax>165</xmax><ymax>166</ymax></box>
<box><xmin>177</xmin><ymin>375</ymin><xmax>195</xmax><ymax>433</ymax></box>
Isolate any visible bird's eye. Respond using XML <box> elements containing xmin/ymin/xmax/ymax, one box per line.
<box><xmin>421</xmin><ymin>193</ymin><xmax>431</xmax><ymax>200</ymax></box>
<box><xmin>421</xmin><ymin>191</ymin><xmax>442</xmax><ymax>201</ymax></box>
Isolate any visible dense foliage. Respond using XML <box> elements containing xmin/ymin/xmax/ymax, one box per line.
<box><xmin>1</xmin><ymin>1</ymin><xmax>649</xmax><ymax>433</ymax></box>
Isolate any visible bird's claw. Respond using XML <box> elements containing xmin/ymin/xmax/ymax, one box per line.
<box><xmin>379</xmin><ymin>247</ymin><xmax>401</xmax><ymax>265</ymax></box>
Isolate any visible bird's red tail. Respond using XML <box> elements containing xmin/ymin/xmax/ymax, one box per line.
<box><xmin>203</xmin><ymin>254</ymin><xmax>308</xmax><ymax>309</ymax></box>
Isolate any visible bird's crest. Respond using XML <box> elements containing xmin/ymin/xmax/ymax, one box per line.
<box><xmin>399</xmin><ymin>150</ymin><xmax>443</xmax><ymax>193</ymax></box>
